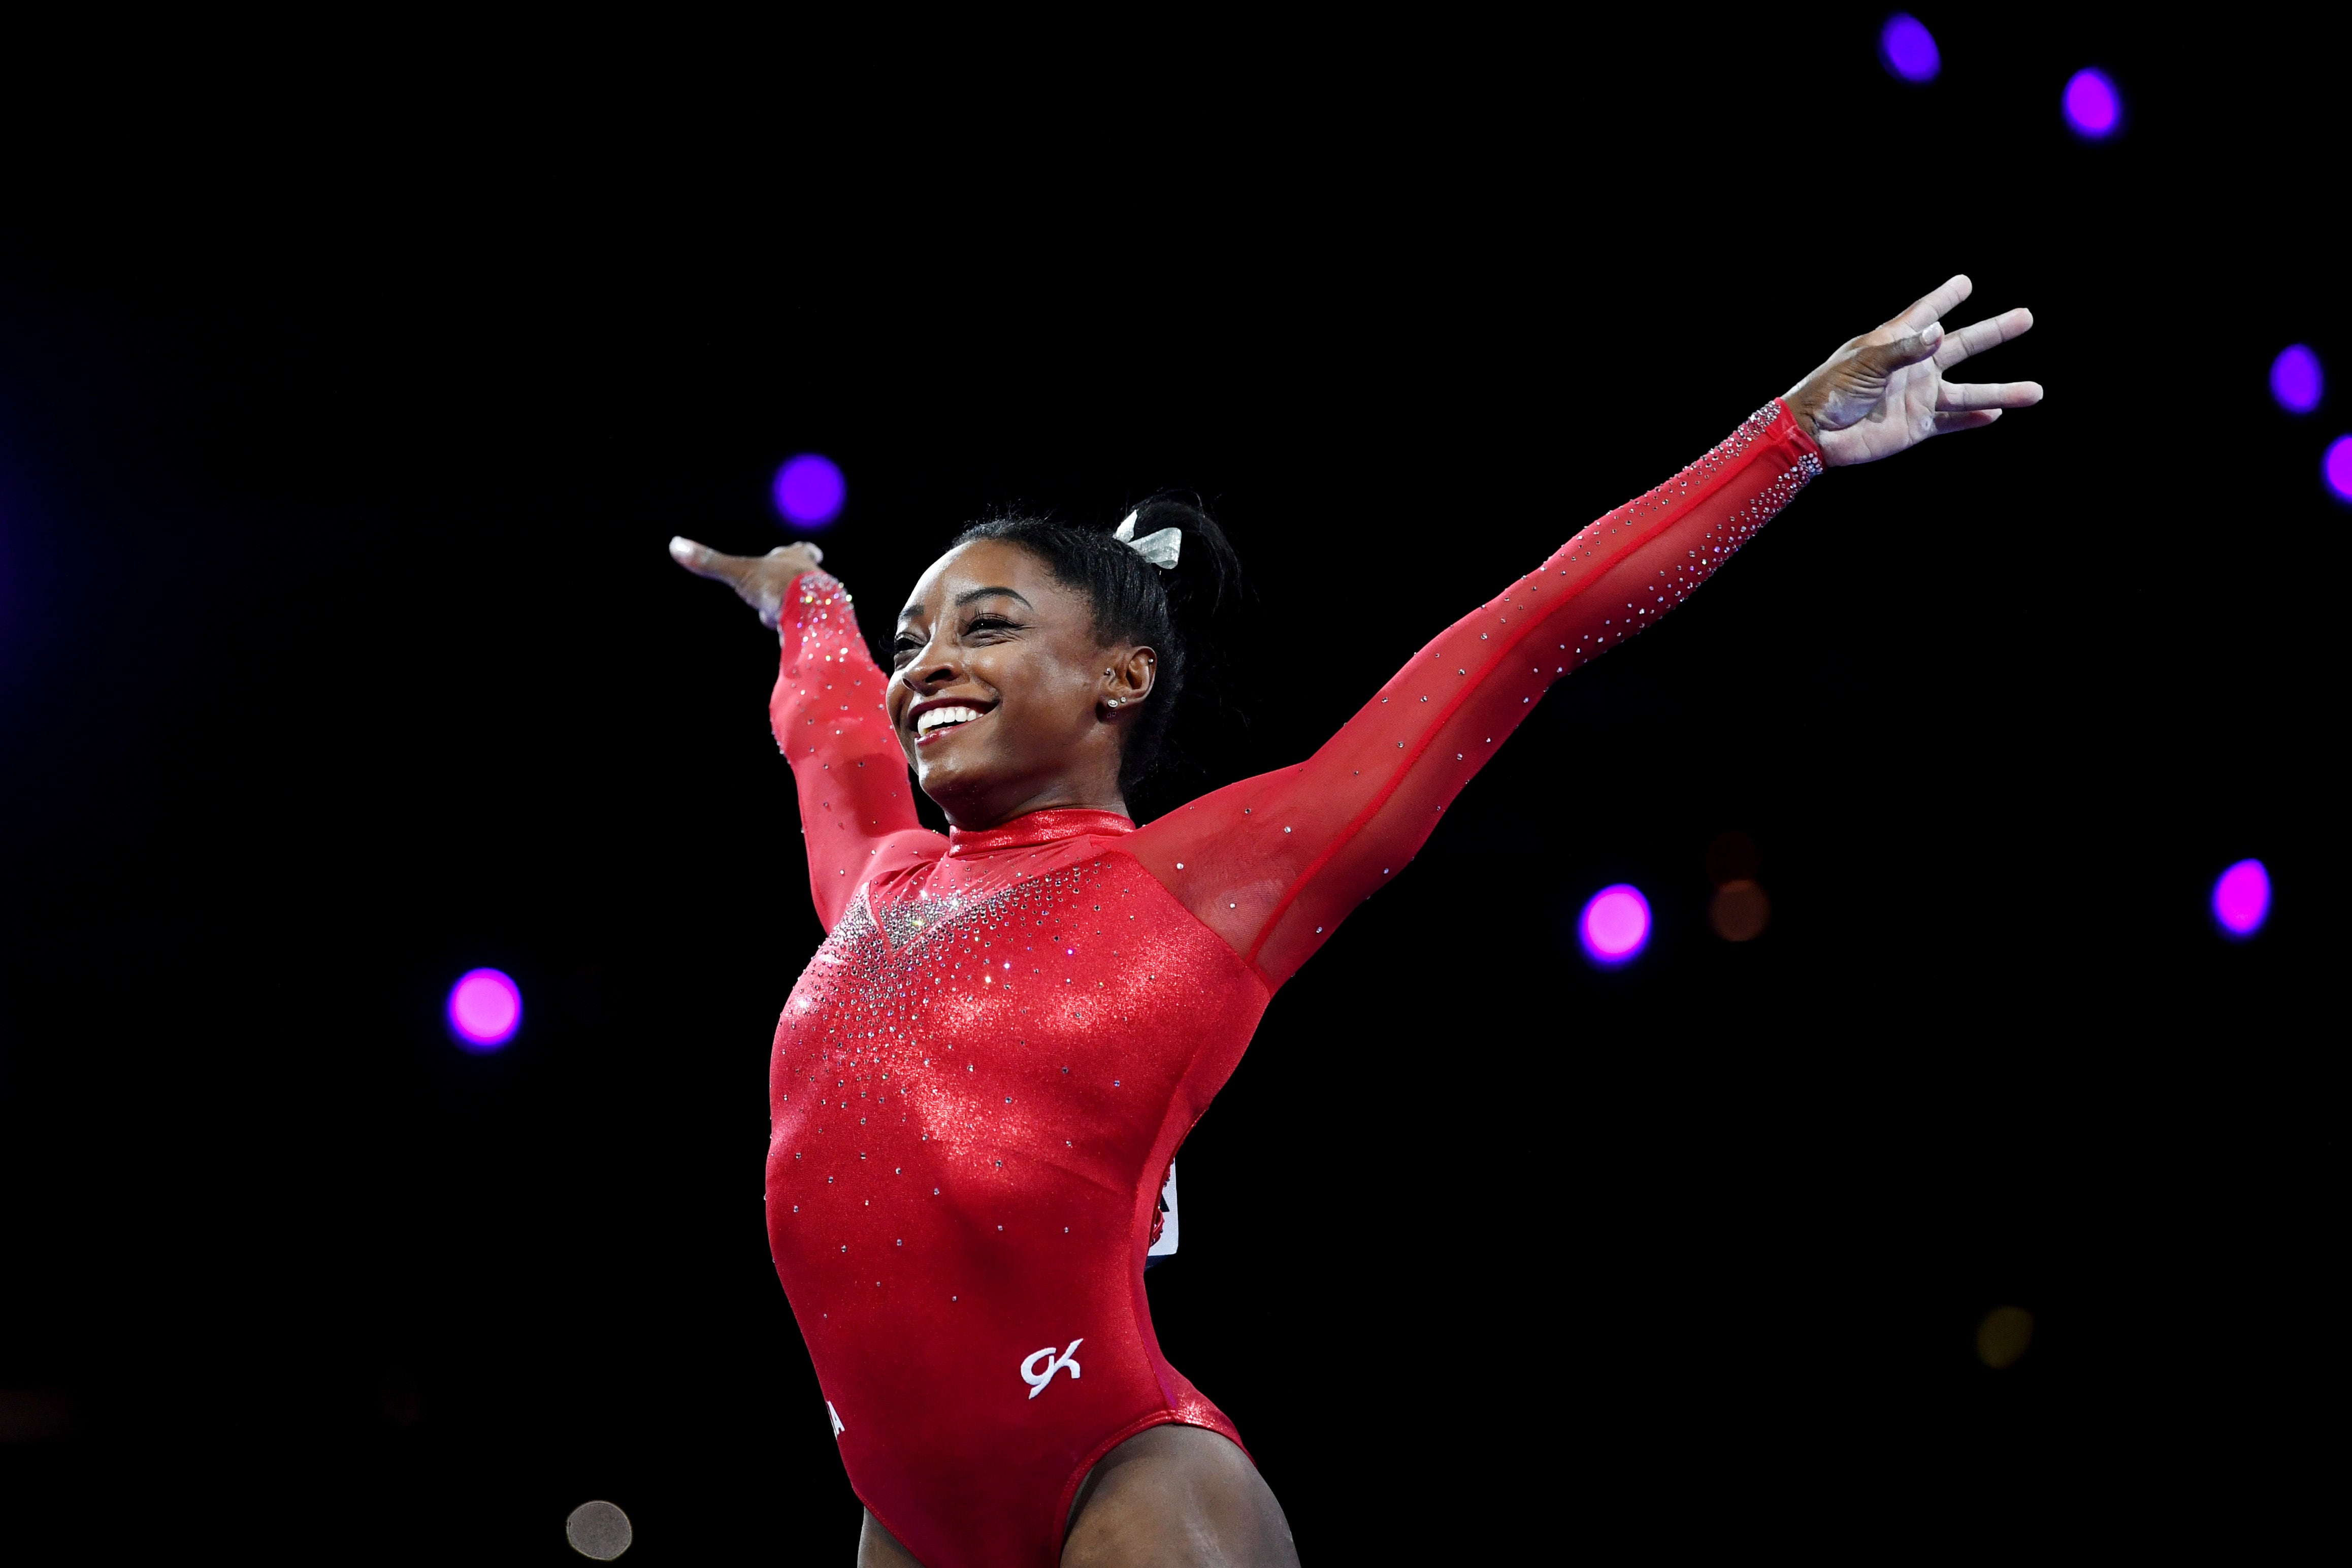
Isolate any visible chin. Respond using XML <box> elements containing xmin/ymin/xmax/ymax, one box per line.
<box><xmin>914</xmin><ymin>757</ymin><xmax>994</xmax><ymax>810</ymax></box>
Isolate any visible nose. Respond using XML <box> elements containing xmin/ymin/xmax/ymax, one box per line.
<box><xmin>899</xmin><ymin>636</ymin><xmax>963</xmax><ymax>697</ymax></box>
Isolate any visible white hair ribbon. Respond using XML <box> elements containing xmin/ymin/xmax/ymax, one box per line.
<box><xmin>1113</xmin><ymin>510</ymin><xmax>1183</xmax><ymax>569</ymax></box>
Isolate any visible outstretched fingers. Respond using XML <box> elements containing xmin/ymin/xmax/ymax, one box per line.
<box><xmin>1931</xmin><ymin>408</ymin><xmax>2004</xmax><ymax>435</ymax></box>
<box><xmin>1937</xmin><ymin>379</ymin><xmax>2045</xmax><ymax>411</ymax></box>
<box><xmin>1892</xmin><ymin>274</ymin><xmax>1973</xmax><ymax>333</ymax></box>
<box><xmin>1934</xmin><ymin>307</ymin><xmax>2035</xmax><ymax>370</ymax></box>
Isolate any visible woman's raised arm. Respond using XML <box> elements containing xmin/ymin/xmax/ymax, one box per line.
<box><xmin>1128</xmin><ymin>276</ymin><xmax>2039</xmax><ymax>989</ymax></box>
<box><xmin>670</xmin><ymin>538</ymin><xmax>935</xmax><ymax>932</ymax></box>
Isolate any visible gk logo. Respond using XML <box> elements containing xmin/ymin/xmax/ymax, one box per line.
<box><xmin>1021</xmin><ymin>1337</ymin><xmax>1084</xmax><ymax>1399</ymax></box>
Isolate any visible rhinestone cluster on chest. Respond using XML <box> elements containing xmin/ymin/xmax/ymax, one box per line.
<box><xmin>771</xmin><ymin>854</ymin><xmax>1161</xmax><ymax>1173</ymax></box>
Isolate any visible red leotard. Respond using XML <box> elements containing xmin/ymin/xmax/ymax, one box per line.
<box><xmin>764</xmin><ymin>401</ymin><xmax>1823</xmax><ymax>1566</ymax></box>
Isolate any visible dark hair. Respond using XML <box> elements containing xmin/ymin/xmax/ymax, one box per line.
<box><xmin>951</xmin><ymin>494</ymin><xmax>1244</xmax><ymax>800</ymax></box>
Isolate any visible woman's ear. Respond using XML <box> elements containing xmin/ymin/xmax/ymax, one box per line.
<box><xmin>1108</xmin><ymin>645</ymin><xmax>1158</xmax><ymax>707</ymax></box>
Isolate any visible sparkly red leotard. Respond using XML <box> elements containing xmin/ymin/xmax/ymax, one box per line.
<box><xmin>764</xmin><ymin>401</ymin><xmax>1823</xmax><ymax>1566</ymax></box>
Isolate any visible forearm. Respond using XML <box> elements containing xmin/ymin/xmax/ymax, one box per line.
<box><xmin>768</xmin><ymin>571</ymin><xmax>925</xmax><ymax>929</ymax></box>
<box><xmin>1536</xmin><ymin>398</ymin><xmax>1822</xmax><ymax>667</ymax></box>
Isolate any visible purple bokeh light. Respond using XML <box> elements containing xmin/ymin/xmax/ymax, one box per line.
<box><xmin>2324</xmin><ymin>436</ymin><xmax>2352</xmax><ymax>502</ymax></box>
<box><xmin>2210</xmin><ymin>860</ymin><xmax>2270</xmax><ymax>939</ymax></box>
<box><xmin>1578</xmin><ymin>884</ymin><xmax>1652</xmax><ymax>967</ymax></box>
<box><xmin>2270</xmin><ymin>346</ymin><xmax>2323</xmax><ymax>414</ymax></box>
<box><xmin>1879</xmin><ymin>15</ymin><xmax>1940</xmax><ymax>83</ymax></box>
<box><xmin>2063</xmin><ymin>69</ymin><xmax>2120</xmax><ymax>138</ymax></box>
<box><xmin>773</xmin><ymin>454</ymin><xmax>847</xmax><ymax>528</ymax></box>
<box><xmin>447</xmin><ymin>968</ymin><xmax>522</xmax><ymax>1050</ymax></box>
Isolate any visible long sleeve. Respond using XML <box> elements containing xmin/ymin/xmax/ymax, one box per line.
<box><xmin>768</xmin><ymin>570</ymin><xmax>939</xmax><ymax>932</ymax></box>
<box><xmin>1128</xmin><ymin>398</ymin><xmax>1823</xmax><ymax>987</ymax></box>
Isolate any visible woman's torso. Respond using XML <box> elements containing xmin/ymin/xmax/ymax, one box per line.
<box><xmin>766</xmin><ymin>816</ymin><xmax>1267</xmax><ymax>1566</ymax></box>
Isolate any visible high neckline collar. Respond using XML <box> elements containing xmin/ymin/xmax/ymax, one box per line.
<box><xmin>946</xmin><ymin>807</ymin><xmax>1135</xmax><ymax>856</ymax></box>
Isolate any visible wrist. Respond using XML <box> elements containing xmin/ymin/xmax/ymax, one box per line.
<box><xmin>1783</xmin><ymin>387</ymin><xmax>1822</xmax><ymax>444</ymax></box>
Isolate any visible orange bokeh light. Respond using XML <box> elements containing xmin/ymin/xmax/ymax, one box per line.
<box><xmin>1709</xmin><ymin>879</ymin><xmax>1770</xmax><ymax>941</ymax></box>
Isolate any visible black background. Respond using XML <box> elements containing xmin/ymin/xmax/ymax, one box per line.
<box><xmin>1</xmin><ymin>13</ymin><xmax>2337</xmax><ymax>1561</ymax></box>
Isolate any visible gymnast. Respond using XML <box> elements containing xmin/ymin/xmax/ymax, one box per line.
<box><xmin>670</xmin><ymin>275</ymin><xmax>2039</xmax><ymax>1566</ymax></box>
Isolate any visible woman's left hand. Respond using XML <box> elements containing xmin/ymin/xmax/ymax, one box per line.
<box><xmin>1786</xmin><ymin>274</ymin><xmax>2042</xmax><ymax>467</ymax></box>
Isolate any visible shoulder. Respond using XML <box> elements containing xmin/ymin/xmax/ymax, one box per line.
<box><xmin>871</xmin><ymin>828</ymin><xmax>949</xmax><ymax>878</ymax></box>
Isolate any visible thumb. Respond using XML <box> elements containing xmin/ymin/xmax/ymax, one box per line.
<box><xmin>669</xmin><ymin>535</ymin><xmax>745</xmax><ymax>584</ymax></box>
<box><xmin>1864</xmin><ymin>322</ymin><xmax>1944</xmax><ymax>374</ymax></box>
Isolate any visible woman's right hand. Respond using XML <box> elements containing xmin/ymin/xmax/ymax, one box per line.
<box><xmin>668</xmin><ymin>536</ymin><xmax>827</xmax><ymax>629</ymax></box>
<box><xmin>1781</xmin><ymin>275</ymin><xmax>2040</xmax><ymax>467</ymax></box>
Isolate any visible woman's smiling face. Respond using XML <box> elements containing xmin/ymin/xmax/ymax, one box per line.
<box><xmin>887</xmin><ymin>539</ymin><xmax>1155</xmax><ymax>829</ymax></box>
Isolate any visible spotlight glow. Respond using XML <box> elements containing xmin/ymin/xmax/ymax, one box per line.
<box><xmin>2063</xmin><ymin>69</ymin><xmax>2120</xmax><ymax>138</ymax></box>
<box><xmin>772</xmin><ymin>454</ymin><xmax>847</xmax><ymax>527</ymax></box>
<box><xmin>2210</xmin><ymin>860</ymin><xmax>2270</xmax><ymax>939</ymax></box>
<box><xmin>2325</xmin><ymin>436</ymin><xmax>2352</xmax><ymax>502</ymax></box>
<box><xmin>2270</xmin><ymin>346</ymin><xmax>2323</xmax><ymax>414</ymax></box>
<box><xmin>1878</xmin><ymin>14</ymin><xmax>1940</xmax><ymax>83</ymax></box>
<box><xmin>447</xmin><ymin>968</ymin><xmax>522</xmax><ymax>1050</ymax></box>
<box><xmin>1579</xmin><ymin>884</ymin><xmax>1651</xmax><ymax>966</ymax></box>
<box><xmin>1976</xmin><ymin>1305</ymin><xmax>2035</xmax><ymax>1370</ymax></box>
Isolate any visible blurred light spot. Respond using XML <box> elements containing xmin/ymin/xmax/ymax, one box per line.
<box><xmin>2063</xmin><ymin>69</ymin><xmax>2120</xmax><ymax>138</ymax></box>
<box><xmin>1710</xmin><ymin>879</ymin><xmax>1771</xmax><ymax>941</ymax></box>
<box><xmin>2211</xmin><ymin>858</ymin><xmax>2271</xmax><ymax>938</ymax></box>
<box><xmin>773</xmin><ymin>454</ymin><xmax>846</xmax><ymax>527</ymax></box>
<box><xmin>567</xmin><ymin>1500</ymin><xmax>633</xmax><ymax>1560</ymax></box>
<box><xmin>381</xmin><ymin>1367</ymin><xmax>423</xmax><ymax>1427</ymax></box>
<box><xmin>2270</xmin><ymin>345</ymin><xmax>2323</xmax><ymax>414</ymax></box>
<box><xmin>0</xmin><ymin>1389</ymin><xmax>74</xmax><ymax>1442</ymax></box>
<box><xmin>1579</xmin><ymin>884</ymin><xmax>1651</xmax><ymax>966</ymax></box>
<box><xmin>2325</xmin><ymin>436</ymin><xmax>2352</xmax><ymax>502</ymax></box>
<box><xmin>447</xmin><ymin>968</ymin><xmax>522</xmax><ymax>1050</ymax></box>
<box><xmin>1878</xmin><ymin>14</ymin><xmax>1939</xmax><ymax>82</ymax></box>
<box><xmin>1705</xmin><ymin>830</ymin><xmax>1761</xmax><ymax>885</ymax></box>
<box><xmin>1976</xmin><ymin>1305</ymin><xmax>2034</xmax><ymax>1369</ymax></box>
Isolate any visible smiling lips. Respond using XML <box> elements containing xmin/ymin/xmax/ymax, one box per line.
<box><xmin>913</xmin><ymin>703</ymin><xmax>991</xmax><ymax>743</ymax></box>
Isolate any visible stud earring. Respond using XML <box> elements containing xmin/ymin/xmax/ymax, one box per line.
<box><xmin>1106</xmin><ymin>698</ymin><xmax>1123</xmax><ymax>708</ymax></box>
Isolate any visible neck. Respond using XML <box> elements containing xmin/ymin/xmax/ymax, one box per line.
<box><xmin>939</xmin><ymin>778</ymin><xmax>1129</xmax><ymax>832</ymax></box>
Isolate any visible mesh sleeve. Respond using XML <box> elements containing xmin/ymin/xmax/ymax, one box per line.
<box><xmin>768</xmin><ymin>571</ymin><xmax>936</xmax><ymax>932</ymax></box>
<box><xmin>1129</xmin><ymin>399</ymin><xmax>1823</xmax><ymax>986</ymax></box>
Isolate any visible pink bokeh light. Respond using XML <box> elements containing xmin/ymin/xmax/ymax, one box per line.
<box><xmin>2063</xmin><ymin>68</ymin><xmax>2121</xmax><ymax>139</ymax></box>
<box><xmin>1579</xmin><ymin>884</ymin><xmax>1652</xmax><ymax>967</ymax></box>
<box><xmin>447</xmin><ymin>968</ymin><xmax>522</xmax><ymax>1050</ymax></box>
<box><xmin>2210</xmin><ymin>860</ymin><xmax>2270</xmax><ymax>939</ymax></box>
<box><xmin>2324</xmin><ymin>436</ymin><xmax>2352</xmax><ymax>503</ymax></box>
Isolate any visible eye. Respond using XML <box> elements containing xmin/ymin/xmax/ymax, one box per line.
<box><xmin>891</xmin><ymin>634</ymin><xmax>922</xmax><ymax>666</ymax></box>
<box><xmin>965</xmin><ymin>613</ymin><xmax>1018</xmax><ymax>637</ymax></box>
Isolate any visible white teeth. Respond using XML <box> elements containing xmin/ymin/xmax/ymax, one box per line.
<box><xmin>916</xmin><ymin>705</ymin><xmax>985</xmax><ymax>735</ymax></box>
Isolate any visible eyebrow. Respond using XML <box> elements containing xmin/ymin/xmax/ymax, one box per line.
<box><xmin>901</xmin><ymin>585</ymin><xmax>1033</xmax><ymax>623</ymax></box>
<box><xmin>955</xmin><ymin>585</ymin><xmax>1032</xmax><ymax>609</ymax></box>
